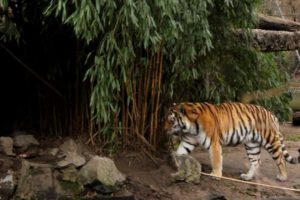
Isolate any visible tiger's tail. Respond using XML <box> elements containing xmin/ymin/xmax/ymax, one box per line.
<box><xmin>281</xmin><ymin>141</ymin><xmax>300</xmax><ymax>164</ymax></box>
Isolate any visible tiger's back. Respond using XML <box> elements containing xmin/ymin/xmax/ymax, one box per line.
<box><xmin>210</xmin><ymin>102</ymin><xmax>280</xmax><ymax>146</ymax></box>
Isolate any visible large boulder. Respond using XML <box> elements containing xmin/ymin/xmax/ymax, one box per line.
<box><xmin>15</xmin><ymin>160</ymin><xmax>83</xmax><ymax>199</ymax></box>
<box><xmin>56</xmin><ymin>139</ymin><xmax>86</xmax><ymax>168</ymax></box>
<box><xmin>13</xmin><ymin>134</ymin><xmax>40</xmax><ymax>157</ymax></box>
<box><xmin>79</xmin><ymin>156</ymin><xmax>126</xmax><ymax>193</ymax></box>
<box><xmin>13</xmin><ymin>134</ymin><xmax>40</xmax><ymax>148</ymax></box>
<box><xmin>15</xmin><ymin>160</ymin><xmax>56</xmax><ymax>200</ymax></box>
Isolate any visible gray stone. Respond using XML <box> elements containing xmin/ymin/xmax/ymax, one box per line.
<box><xmin>54</xmin><ymin>167</ymin><xmax>84</xmax><ymax>198</ymax></box>
<box><xmin>49</xmin><ymin>148</ymin><xmax>59</xmax><ymax>156</ymax></box>
<box><xmin>0</xmin><ymin>170</ymin><xmax>16</xmax><ymax>200</ymax></box>
<box><xmin>54</xmin><ymin>179</ymin><xmax>83</xmax><ymax>198</ymax></box>
<box><xmin>57</xmin><ymin>165</ymin><xmax>79</xmax><ymax>182</ymax></box>
<box><xmin>13</xmin><ymin>135</ymin><xmax>40</xmax><ymax>157</ymax></box>
<box><xmin>56</xmin><ymin>139</ymin><xmax>86</xmax><ymax>168</ymax></box>
<box><xmin>15</xmin><ymin>160</ymin><xmax>56</xmax><ymax>200</ymax></box>
<box><xmin>83</xmin><ymin>188</ymin><xmax>135</xmax><ymax>200</ymax></box>
<box><xmin>15</xmin><ymin>160</ymin><xmax>83</xmax><ymax>200</ymax></box>
<box><xmin>0</xmin><ymin>155</ymin><xmax>20</xmax><ymax>200</ymax></box>
<box><xmin>0</xmin><ymin>137</ymin><xmax>15</xmax><ymax>156</ymax></box>
<box><xmin>13</xmin><ymin>134</ymin><xmax>39</xmax><ymax>148</ymax></box>
<box><xmin>171</xmin><ymin>153</ymin><xmax>202</xmax><ymax>184</ymax></box>
<box><xmin>79</xmin><ymin>156</ymin><xmax>126</xmax><ymax>193</ymax></box>
<box><xmin>209</xmin><ymin>193</ymin><xmax>227</xmax><ymax>200</ymax></box>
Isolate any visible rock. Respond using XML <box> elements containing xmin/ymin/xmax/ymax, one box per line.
<box><xmin>13</xmin><ymin>134</ymin><xmax>40</xmax><ymax>148</ymax></box>
<box><xmin>15</xmin><ymin>160</ymin><xmax>83</xmax><ymax>199</ymax></box>
<box><xmin>57</xmin><ymin>165</ymin><xmax>79</xmax><ymax>182</ymax></box>
<box><xmin>54</xmin><ymin>167</ymin><xmax>84</xmax><ymax>198</ymax></box>
<box><xmin>79</xmin><ymin>156</ymin><xmax>126</xmax><ymax>193</ymax></box>
<box><xmin>38</xmin><ymin>147</ymin><xmax>59</xmax><ymax>157</ymax></box>
<box><xmin>0</xmin><ymin>137</ymin><xmax>15</xmax><ymax>156</ymax></box>
<box><xmin>90</xmin><ymin>188</ymin><xmax>135</xmax><ymax>200</ymax></box>
<box><xmin>171</xmin><ymin>153</ymin><xmax>202</xmax><ymax>184</ymax></box>
<box><xmin>49</xmin><ymin>148</ymin><xmax>59</xmax><ymax>156</ymax></box>
<box><xmin>13</xmin><ymin>134</ymin><xmax>40</xmax><ymax>157</ymax></box>
<box><xmin>56</xmin><ymin>139</ymin><xmax>86</xmax><ymax>168</ymax></box>
<box><xmin>114</xmin><ymin>188</ymin><xmax>134</xmax><ymax>198</ymax></box>
<box><xmin>15</xmin><ymin>160</ymin><xmax>56</xmax><ymax>200</ymax></box>
<box><xmin>0</xmin><ymin>156</ymin><xmax>20</xmax><ymax>200</ymax></box>
<box><xmin>55</xmin><ymin>179</ymin><xmax>83</xmax><ymax>198</ymax></box>
<box><xmin>77</xmin><ymin>142</ymin><xmax>95</xmax><ymax>161</ymax></box>
<box><xmin>0</xmin><ymin>170</ymin><xmax>16</xmax><ymax>200</ymax></box>
<box><xmin>0</xmin><ymin>157</ymin><xmax>19</xmax><ymax>172</ymax></box>
<box><xmin>17</xmin><ymin>146</ymin><xmax>40</xmax><ymax>158</ymax></box>
<box><xmin>209</xmin><ymin>193</ymin><xmax>227</xmax><ymax>200</ymax></box>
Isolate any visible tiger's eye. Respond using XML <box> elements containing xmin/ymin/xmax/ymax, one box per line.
<box><xmin>169</xmin><ymin>117</ymin><xmax>175</xmax><ymax>123</ymax></box>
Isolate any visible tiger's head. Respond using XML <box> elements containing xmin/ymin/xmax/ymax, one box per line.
<box><xmin>164</xmin><ymin>103</ymin><xmax>200</xmax><ymax>135</ymax></box>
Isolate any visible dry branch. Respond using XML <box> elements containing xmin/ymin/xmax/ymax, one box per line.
<box><xmin>258</xmin><ymin>14</ymin><xmax>300</xmax><ymax>32</ymax></box>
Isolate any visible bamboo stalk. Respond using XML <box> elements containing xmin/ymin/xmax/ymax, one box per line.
<box><xmin>149</xmin><ymin>54</ymin><xmax>155</xmax><ymax>145</ymax></box>
<box><xmin>121</xmin><ymin>85</ymin><xmax>128</xmax><ymax>146</ymax></box>
<box><xmin>154</xmin><ymin>48</ymin><xmax>163</xmax><ymax>147</ymax></box>
<box><xmin>142</xmin><ymin>53</ymin><xmax>152</xmax><ymax>137</ymax></box>
<box><xmin>88</xmin><ymin>85</ymin><xmax>95</xmax><ymax>145</ymax></box>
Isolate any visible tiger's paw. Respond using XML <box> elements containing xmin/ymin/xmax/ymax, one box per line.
<box><xmin>240</xmin><ymin>173</ymin><xmax>253</xmax><ymax>181</ymax></box>
<box><xmin>276</xmin><ymin>174</ymin><xmax>287</xmax><ymax>182</ymax></box>
<box><xmin>210</xmin><ymin>172</ymin><xmax>222</xmax><ymax>180</ymax></box>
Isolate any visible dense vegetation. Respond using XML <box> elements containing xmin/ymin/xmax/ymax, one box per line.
<box><xmin>0</xmin><ymin>0</ymin><xmax>291</xmax><ymax>153</ymax></box>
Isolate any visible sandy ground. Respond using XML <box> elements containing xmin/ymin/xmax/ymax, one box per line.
<box><xmin>114</xmin><ymin>123</ymin><xmax>300</xmax><ymax>200</ymax></box>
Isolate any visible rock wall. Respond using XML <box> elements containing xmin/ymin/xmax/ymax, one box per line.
<box><xmin>0</xmin><ymin>135</ymin><xmax>129</xmax><ymax>200</ymax></box>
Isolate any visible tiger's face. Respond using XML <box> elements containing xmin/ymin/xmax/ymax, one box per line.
<box><xmin>164</xmin><ymin>103</ymin><xmax>197</xmax><ymax>135</ymax></box>
<box><xmin>164</xmin><ymin>109</ymin><xmax>183</xmax><ymax>135</ymax></box>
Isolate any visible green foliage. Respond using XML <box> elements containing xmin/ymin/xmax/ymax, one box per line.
<box><xmin>2</xmin><ymin>0</ymin><xmax>290</xmax><ymax>150</ymax></box>
<box><xmin>47</xmin><ymin>0</ymin><xmax>215</xmax><ymax>142</ymax></box>
<box><xmin>253</xmin><ymin>52</ymin><xmax>292</xmax><ymax>121</ymax></box>
<box><xmin>165</xmin><ymin>1</ymin><xmax>291</xmax><ymax>121</ymax></box>
<box><xmin>0</xmin><ymin>0</ymin><xmax>20</xmax><ymax>42</ymax></box>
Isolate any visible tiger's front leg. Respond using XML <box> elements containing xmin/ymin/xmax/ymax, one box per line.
<box><xmin>209</xmin><ymin>142</ymin><xmax>223</xmax><ymax>178</ymax></box>
<box><xmin>176</xmin><ymin>140</ymin><xmax>196</xmax><ymax>155</ymax></box>
<box><xmin>240</xmin><ymin>143</ymin><xmax>261</xmax><ymax>181</ymax></box>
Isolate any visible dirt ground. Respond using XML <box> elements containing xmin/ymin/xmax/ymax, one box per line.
<box><xmin>114</xmin><ymin>123</ymin><xmax>300</xmax><ymax>200</ymax></box>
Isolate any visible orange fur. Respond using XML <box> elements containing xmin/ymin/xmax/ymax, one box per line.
<box><xmin>165</xmin><ymin>102</ymin><xmax>300</xmax><ymax>181</ymax></box>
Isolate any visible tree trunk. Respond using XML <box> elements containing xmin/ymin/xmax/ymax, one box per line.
<box><xmin>258</xmin><ymin>14</ymin><xmax>300</xmax><ymax>32</ymax></box>
<box><xmin>252</xmin><ymin>29</ymin><xmax>300</xmax><ymax>52</ymax></box>
<box><xmin>236</xmin><ymin>29</ymin><xmax>300</xmax><ymax>52</ymax></box>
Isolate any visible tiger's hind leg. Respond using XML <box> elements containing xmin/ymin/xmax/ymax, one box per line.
<box><xmin>241</xmin><ymin>143</ymin><xmax>261</xmax><ymax>181</ymax></box>
<box><xmin>265</xmin><ymin>141</ymin><xmax>287</xmax><ymax>181</ymax></box>
<box><xmin>275</xmin><ymin>156</ymin><xmax>287</xmax><ymax>181</ymax></box>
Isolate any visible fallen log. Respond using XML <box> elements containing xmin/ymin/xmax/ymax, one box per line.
<box><xmin>236</xmin><ymin>29</ymin><xmax>300</xmax><ymax>52</ymax></box>
<box><xmin>258</xmin><ymin>14</ymin><xmax>300</xmax><ymax>32</ymax></box>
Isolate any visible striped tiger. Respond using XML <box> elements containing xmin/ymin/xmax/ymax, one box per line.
<box><xmin>164</xmin><ymin>102</ymin><xmax>300</xmax><ymax>181</ymax></box>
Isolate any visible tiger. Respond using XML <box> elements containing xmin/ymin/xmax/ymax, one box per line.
<box><xmin>164</xmin><ymin>102</ymin><xmax>300</xmax><ymax>181</ymax></box>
